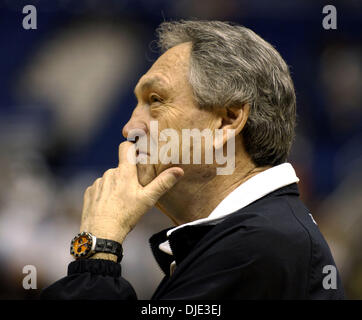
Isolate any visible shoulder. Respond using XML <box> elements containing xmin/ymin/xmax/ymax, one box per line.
<box><xmin>200</xmin><ymin>204</ymin><xmax>312</xmax><ymax>268</ymax></box>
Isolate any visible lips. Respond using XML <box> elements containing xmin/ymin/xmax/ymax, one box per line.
<box><xmin>136</xmin><ymin>150</ymin><xmax>149</xmax><ymax>156</ymax></box>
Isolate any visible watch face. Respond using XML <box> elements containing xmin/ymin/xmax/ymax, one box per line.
<box><xmin>70</xmin><ymin>232</ymin><xmax>93</xmax><ymax>258</ymax></box>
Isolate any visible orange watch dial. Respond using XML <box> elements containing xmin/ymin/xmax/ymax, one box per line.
<box><xmin>70</xmin><ymin>232</ymin><xmax>93</xmax><ymax>258</ymax></box>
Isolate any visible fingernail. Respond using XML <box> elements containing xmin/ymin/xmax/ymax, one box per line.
<box><xmin>172</xmin><ymin>170</ymin><xmax>184</xmax><ymax>178</ymax></box>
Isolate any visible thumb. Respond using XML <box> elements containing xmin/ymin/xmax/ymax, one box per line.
<box><xmin>143</xmin><ymin>167</ymin><xmax>184</xmax><ymax>205</ymax></box>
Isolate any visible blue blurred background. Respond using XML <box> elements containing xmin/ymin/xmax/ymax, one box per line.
<box><xmin>0</xmin><ymin>0</ymin><xmax>361</xmax><ymax>299</ymax></box>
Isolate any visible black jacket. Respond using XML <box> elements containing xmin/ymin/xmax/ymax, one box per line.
<box><xmin>40</xmin><ymin>183</ymin><xmax>345</xmax><ymax>299</ymax></box>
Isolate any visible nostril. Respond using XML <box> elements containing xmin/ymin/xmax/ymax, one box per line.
<box><xmin>126</xmin><ymin>128</ymin><xmax>147</xmax><ymax>142</ymax></box>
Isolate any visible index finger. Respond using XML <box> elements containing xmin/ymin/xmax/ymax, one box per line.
<box><xmin>118</xmin><ymin>141</ymin><xmax>137</xmax><ymax>169</ymax></box>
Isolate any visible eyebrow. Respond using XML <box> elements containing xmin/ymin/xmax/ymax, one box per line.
<box><xmin>134</xmin><ymin>77</ymin><xmax>168</xmax><ymax>96</ymax></box>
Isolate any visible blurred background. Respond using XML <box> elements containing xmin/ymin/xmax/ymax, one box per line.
<box><xmin>0</xmin><ymin>0</ymin><xmax>361</xmax><ymax>299</ymax></box>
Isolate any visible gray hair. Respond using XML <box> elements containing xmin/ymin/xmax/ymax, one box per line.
<box><xmin>156</xmin><ymin>20</ymin><xmax>296</xmax><ymax>167</ymax></box>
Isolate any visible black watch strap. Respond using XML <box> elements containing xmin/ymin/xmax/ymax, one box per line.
<box><xmin>94</xmin><ymin>238</ymin><xmax>123</xmax><ymax>263</ymax></box>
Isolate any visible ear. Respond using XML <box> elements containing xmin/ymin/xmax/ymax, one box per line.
<box><xmin>213</xmin><ymin>103</ymin><xmax>250</xmax><ymax>149</ymax></box>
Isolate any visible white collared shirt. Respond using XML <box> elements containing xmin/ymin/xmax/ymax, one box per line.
<box><xmin>158</xmin><ymin>162</ymin><xmax>300</xmax><ymax>271</ymax></box>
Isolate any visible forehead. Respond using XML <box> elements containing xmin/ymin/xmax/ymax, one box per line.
<box><xmin>136</xmin><ymin>42</ymin><xmax>192</xmax><ymax>92</ymax></box>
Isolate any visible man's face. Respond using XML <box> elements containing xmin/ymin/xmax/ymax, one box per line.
<box><xmin>122</xmin><ymin>42</ymin><xmax>220</xmax><ymax>185</ymax></box>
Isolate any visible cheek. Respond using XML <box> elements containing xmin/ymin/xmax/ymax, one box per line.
<box><xmin>196</xmin><ymin>110</ymin><xmax>220</xmax><ymax>130</ymax></box>
<box><xmin>156</xmin><ymin>106</ymin><xmax>184</xmax><ymax>140</ymax></box>
<box><xmin>153</xmin><ymin>104</ymin><xmax>218</xmax><ymax>163</ymax></box>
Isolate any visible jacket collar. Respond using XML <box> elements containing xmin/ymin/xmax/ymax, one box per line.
<box><xmin>149</xmin><ymin>163</ymin><xmax>299</xmax><ymax>276</ymax></box>
<box><xmin>149</xmin><ymin>224</ymin><xmax>216</xmax><ymax>276</ymax></box>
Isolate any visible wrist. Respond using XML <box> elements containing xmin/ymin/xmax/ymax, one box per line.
<box><xmin>70</xmin><ymin>232</ymin><xmax>123</xmax><ymax>263</ymax></box>
<box><xmin>79</xmin><ymin>227</ymin><xmax>128</xmax><ymax>245</ymax></box>
<box><xmin>89</xmin><ymin>252</ymin><xmax>118</xmax><ymax>263</ymax></box>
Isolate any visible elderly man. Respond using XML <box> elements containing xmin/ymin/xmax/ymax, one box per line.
<box><xmin>41</xmin><ymin>20</ymin><xmax>344</xmax><ymax>299</ymax></box>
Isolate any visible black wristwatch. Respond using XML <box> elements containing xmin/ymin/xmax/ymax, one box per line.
<box><xmin>70</xmin><ymin>231</ymin><xmax>123</xmax><ymax>263</ymax></box>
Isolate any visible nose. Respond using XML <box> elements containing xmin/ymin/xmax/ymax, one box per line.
<box><xmin>122</xmin><ymin>119</ymin><xmax>148</xmax><ymax>141</ymax></box>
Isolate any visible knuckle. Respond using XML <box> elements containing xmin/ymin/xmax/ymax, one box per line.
<box><xmin>157</xmin><ymin>179</ymin><xmax>168</xmax><ymax>192</ymax></box>
<box><xmin>104</xmin><ymin>168</ymin><xmax>119</xmax><ymax>180</ymax></box>
<box><xmin>83</xmin><ymin>187</ymin><xmax>91</xmax><ymax>200</ymax></box>
<box><xmin>103</xmin><ymin>168</ymin><xmax>114</xmax><ymax>178</ymax></box>
<box><xmin>90</xmin><ymin>178</ymin><xmax>102</xmax><ymax>190</ymax></box>
<box><xmin>141</xmin><ymin>190</ymin><xmax>157</xmax><ymax>207</ymax></box>
<box><xmin>158</xmin><ymin>176</ymin><xmax>173</xmax><ymax>191</ymax></box>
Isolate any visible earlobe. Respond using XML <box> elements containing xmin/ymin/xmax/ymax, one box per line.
<box><xmin>214</xmin><ymin>103</ymin><xmax>250</xmax><ymax>149</ymax></box>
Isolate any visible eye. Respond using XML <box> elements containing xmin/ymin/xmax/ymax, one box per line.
<box><xmin>149</xmin><ymin>93</ymin><xmax>163</xmax><ymax>104</ymax></box>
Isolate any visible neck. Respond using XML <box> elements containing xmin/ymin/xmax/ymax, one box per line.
<box><xmin>156</xmin><ymin>153</ymin><xmax>270</xmax><ymax>226</ymax></box>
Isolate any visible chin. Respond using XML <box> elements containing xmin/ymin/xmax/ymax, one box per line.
<box><xmin>137</xmin><ymin>164</ymin><xmax>156</xmax><ymax>186</ymax></box>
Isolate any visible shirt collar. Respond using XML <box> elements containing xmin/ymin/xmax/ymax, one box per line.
<box><xmin>166</xmin><ymin>162</ymin><xmax>299</xmax><ymax>237</ymax></box>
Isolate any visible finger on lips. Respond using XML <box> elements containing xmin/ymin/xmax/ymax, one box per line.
<box><xmin>118</xmin><ymin>141</ymin><xmax>136</xmax><ymax>166</ymax></box>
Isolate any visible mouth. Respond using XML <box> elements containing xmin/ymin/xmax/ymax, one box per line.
<box><xmin>136</xmin><ymin>150</ymin><xmax>150</xmax><ymax>157</ymax></box>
